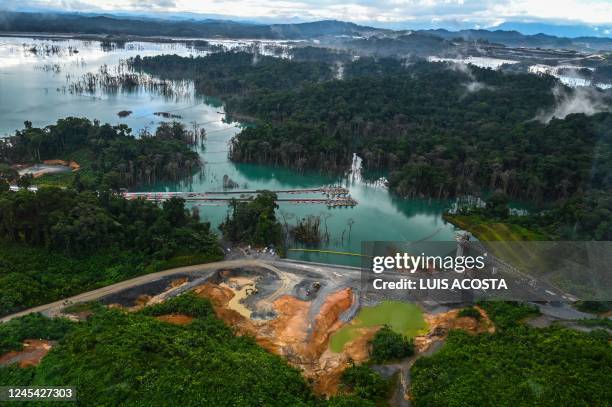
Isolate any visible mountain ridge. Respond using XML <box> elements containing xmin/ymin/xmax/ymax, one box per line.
<box><xmin>0</xmin><ymin>11</ymin><xmax>611</xmax><ymax>51</ymax></box>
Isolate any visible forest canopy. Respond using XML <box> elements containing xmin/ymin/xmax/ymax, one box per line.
<box><xmin>0</xmin><ymin>118</ymin><xmax>201</xmax><ymax>189</ymax></box>
<box><xmin>0</xmin><ymin>188</ymin><xmax>222</xmax><ymax>316</ymax></box>
<box><xmin>410</xmin><ymin>302</ymin><xmax>612</xmax><ymax>406</ymax></box>
<box><xmin>133</xmin><ymin>52</ymin><xmax>612</xmax><ymax>240</ymax></box>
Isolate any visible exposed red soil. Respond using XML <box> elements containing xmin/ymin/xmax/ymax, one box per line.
<box><xmin>170</xmin><ymin>277</ymin><xmax>188</xmax><ymax>288</ymax></box>
<box><xmin>0</xmin><ymin>340</ymin><xmax>54</xmax><ymax>368</ymax></box>
<box><xmin>415</xmin><ymin>306</ymin><xmax>494</xmax><ymax>352</ymax></box>
<box><xmin>155</xmin><ymin>314</ymin><xmax>194</xmax><ymax>325</ymax></box>
<box><xmin>42</xmin><ymin>159</ymin><xmax>80</xmax><ymax>171</ymax></box>
<box><xmin>194</xmin><ymin>283</ymin><xmax>358</xmax><ymax>395</ymax></box>
<box><xmin>193</xmin><ymin>282</ymin><xmax>495</xmax><ymax>396</ymax></box>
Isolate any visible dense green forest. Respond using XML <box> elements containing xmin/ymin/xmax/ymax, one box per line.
<box><xmin>133</xmin><ymin>53</ymin><xmax>609</xmax><ymax>200</ymax></box>
<box><xmin>410</xmin><ymin>302</ymin><xmax>612</xmax><ymax>406</ymax></box>
<box><xmin>133</xmin><ymin>52</ymin><xmax>611</xmax><ymax>239</ymax></box>
<box><xmin>0</xmin><ymin>294</ymin><xmax>388</xmax><ymax>406</ymax></box>
<box><xmin>231</xmin><ymin>63</ymin><xmax>609</xmax><ymax>202</ymax></box>
<box><xmin>368</xmin><ymin>325</ymin><xmax>415</xmax><ymax>364</ymax></box>
<box><xmin>219</xmin><ymin>191</ymin><xmax>283</xmax><ymax>247</ymax></box>
<box><xmin>0</xmin><ymin>188</ymin><xmax>221</xmax><ymax>316</ymax></box>
<box><xmin>0</xmin><ymin>117</ymin><xmax>224</xmax><ymax>316</ymax></box>
<box><xmin>130</xmin><ymin>52</ymin><xmax>333</xmax><ymax>122</ymax></box>
<box><xmin>0</xmin><ymin>313</ymin><xmax>74</xmax><ymax>355</ymax></box>
<box><xmin>0</xmin><ymin>118</ymin><xmax>201</xmax><ymax>189</ymax></box>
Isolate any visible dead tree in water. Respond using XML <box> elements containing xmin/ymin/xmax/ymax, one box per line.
<box><xmin>292</xmin><ymin>215</ymin><xmax>322</xmax><ymax>246</ymax></box>
<box><xmin>347</xmin><ymin>218</ymin><xmax>356</xmax><ymax>241</ymax></box>
<box><xmin>321</xmin><ymin>212</ymin><xmax>332</xmax><ymax>243</ymax></box>
<box><xmin>279</xmin><ymin>210</ymin><xmax>295</xmax><ymax>237</ymax></box>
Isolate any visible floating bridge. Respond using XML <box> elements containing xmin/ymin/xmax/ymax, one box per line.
<box><xmin>123</xmin><ymin>186</ymin><xmax>357</xmax><ymax>208</ymax></box>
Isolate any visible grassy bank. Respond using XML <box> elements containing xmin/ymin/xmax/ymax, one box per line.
<box><xmin>443</xmin><ymin>214</ymin><xmax>548</xmax><ymax>241</ymax></box>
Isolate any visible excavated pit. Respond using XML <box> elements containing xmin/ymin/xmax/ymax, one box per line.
<box><xmin>193</xmin><ymin>280</ymin><xmax>362</xmax><ymax>395</ymax></box>
<box><xmin>189</xmin><ymin>267</ymin><xmax>497</xmax><ymax>397</ymax></box>
<box><xmin>52</xmin><ymin>263</ymin><xmax>496</xmax><ymax>398</ymax></box>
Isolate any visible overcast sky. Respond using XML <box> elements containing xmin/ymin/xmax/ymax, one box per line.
<box><xmin>3</xmin><ymin>0</ymin><xmax>612</xmax><ymax>29</ymax></box>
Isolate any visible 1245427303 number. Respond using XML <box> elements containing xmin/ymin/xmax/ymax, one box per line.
<box><xmin>0</xmin><ymin>387</ymin><xmax>76</xmax><ymax>401</ymax></box>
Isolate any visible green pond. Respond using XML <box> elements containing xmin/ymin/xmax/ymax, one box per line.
<box><xmin>329</xmin><ymin>301</ymin><xmax>428</xmax><ymax>353</ymax></box>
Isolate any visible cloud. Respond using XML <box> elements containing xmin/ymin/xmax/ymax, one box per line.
<box><xmin>2</xmin><ymin>0</ymin><xmax>612</xmax><ymax>28</ymax></box>
<box><xmin>445</xmin><ymin>61</ymin><xmax>489</xmax><ymax>94</ymax></box>
<box><xmin>130</xmin><ymin>0</ymin><xmax>176</xmax><ymax>7</ymax></box>
<box><xmin>535</xmin><ymin>85</ymin><xmax>612</xmax><ymax>123</ymax></box>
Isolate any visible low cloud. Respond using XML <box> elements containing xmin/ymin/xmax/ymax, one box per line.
<box><xmin>535</xmin><ymin>85</ymin><xmax>612</xmax><ymax>123</ymax></box>
<box><xmin>130</xmin><ymin>0</ymin><xmax>176</xmax><ymax>8</ymax></box>
<box><xmin>464</xmin><ymin>81</ymin><xmax>487</xmax><ymax>93</ymax></box>
<box><xmin>444</xmin><ymin>61</ymin><xmax>489</xmax><ymax>95</ymax></box>
<box><xmin>4</xmin><ymin>0</ymin><xmax>612</xmax><ymax>27</ymax></box>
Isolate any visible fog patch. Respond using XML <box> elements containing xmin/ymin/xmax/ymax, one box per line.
<box><xmin>535</xmin><ymin>85</ymin><xmax>612</xmax><ymax>123</ymax></box>
<box><xmin>335</xmin><ymin>62</ymin><xmax>344</xmax><ymax>80</ymax></box>
<box><xmin>464</xmin><ymin>80</ymin><xmax>487</xmax><ymax>93</ymax></box>
<box><xmin>130</xmin><ymin>0</ymin><xmax>176</xmax><ymax>7</ymax></box>
<box><xmin>445</xmin><ymin>61</ymin><xmax>489</xmax><ymax>95</ymax></box>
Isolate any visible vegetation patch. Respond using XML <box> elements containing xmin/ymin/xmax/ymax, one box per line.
<box><xmin>0</xmin><ymin>314</ymin><xmax>74</xmax><ymax>355</ymax></box>
<box><xmin>368</xmin><ymin>325</ymin><xmax>415</xmax><ymax>364</ymax></box>
<box><xmin>457</xmin><ymin>306</ymin><xmax>482</xmax><ymax>320</ymax></box>
<box><xmin>576</xmin><ymin>318</ymin><xmax>612</xmax><ymax>330</ymax></box>
<box><xmin>411</xmin><ymin>302</ymin><xmax>611</xmax><ymax>406</ymax></box>
<box><xmin>1</xmin><ymin>294</ymin><xmax>382</xmax><ymax>405</ymax></box>
<box><xmin>575</xmin><ymin>301</ymin><xmax>612</xmax><ymax>314</ymax></box>
<box><xmin>0</xmin><ymin>189</ymin><xmax>221</xmax><ymax>317</ymax></box>
<box><xmin>0</xmin><ymin>118</ymin><xmax>201</xmax><ymax>190</ymax></box>
<box><xmin>219</xmin><ymin>190</ymin><xmax>283</xmax><ymax>247</ymax></box>
<box><xmin>339</xmin><ymin>364</ymin><xmax>390</xmax><ymax>403</ymax></box>
<box><xmin>444</xmin><ymin>214</ymin><xmax>548</xmax><ymax>242</ymax></box>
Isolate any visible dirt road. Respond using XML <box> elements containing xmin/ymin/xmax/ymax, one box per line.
<box><xmin>0</xmin><ymin>259</ymin><xmax>285</xmax><ymax>323</ymax></box>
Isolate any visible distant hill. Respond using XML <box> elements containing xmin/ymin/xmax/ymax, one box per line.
<box><xmin>270</xmin><ymin>20</ymin><xmax>381</xmax><ymax>38</ymax></box>
<box><xmin>1</xmin><ymin>11</ymin><xmax>611</xmax><ymax>51</ymax></box>
<box><xmin>0</xmin><ymin>12</ymin><xmax>275</xmax><ymax>38</ymax></box>
<box><xmin>0</xmin><ymin>12</ymin><xmax>377</xmax><ymax>39</ymax></box>
<box><xmin>495</xmin><ymin>22</ymin><xmax>611</xmax><ymax>39</ymax></box>
<box><xmin>343</xmin><ymin>33</ymin><xmax>451</xmax><ymax>57</ymax></box>
<box><xmin>419</xmin><ymin>28</ymin><xmax>612</xmax><ymax>51</ymax></box>
<box><xmin>422</xmin><ymin>29</ymin><xmax>572</xmax><ymax>48</ymax></box>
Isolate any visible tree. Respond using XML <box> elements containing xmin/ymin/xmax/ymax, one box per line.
<box><xmin>291</xmin><ymin>215</ymin><xmax>322</xmax><ymax>246</ymax></box>
<box><xmin>347</xmin><ymin>218</ymin><xmax>356</xmax><ymax>241</ymax></box>
<box><xmin>340</xmin><ymin>364</ymin><xmax>388</xmax><ymax>401</ymax></box>
<box><xmin>321</xmin><ymin>212</ymin><xmax>332</xmax><ymax>243</ymax></box>
<box><xmin>485</xmin><ymin>192</ymin><xmax>510</xmax><ymax>219</ymax></box>
<box><xmin>0</xmin><ymin>164</ymin><xmax>19</xmax><ymax>184</ymax></box>
<box><xmin>219</xmin><ymin>191</ymin><xmax>283</xmax><ymax>246</ymax></box>
<box><xmin>369</xmin><ymin>325</ymin><xmax>414</xmax><ymax>363</ymax></box>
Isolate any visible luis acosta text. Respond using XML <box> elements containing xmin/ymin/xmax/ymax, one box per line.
<box><xmin>370</xmin><ymin>253</ymin><xmax>508</xmax><ymax>291</ymax></box>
